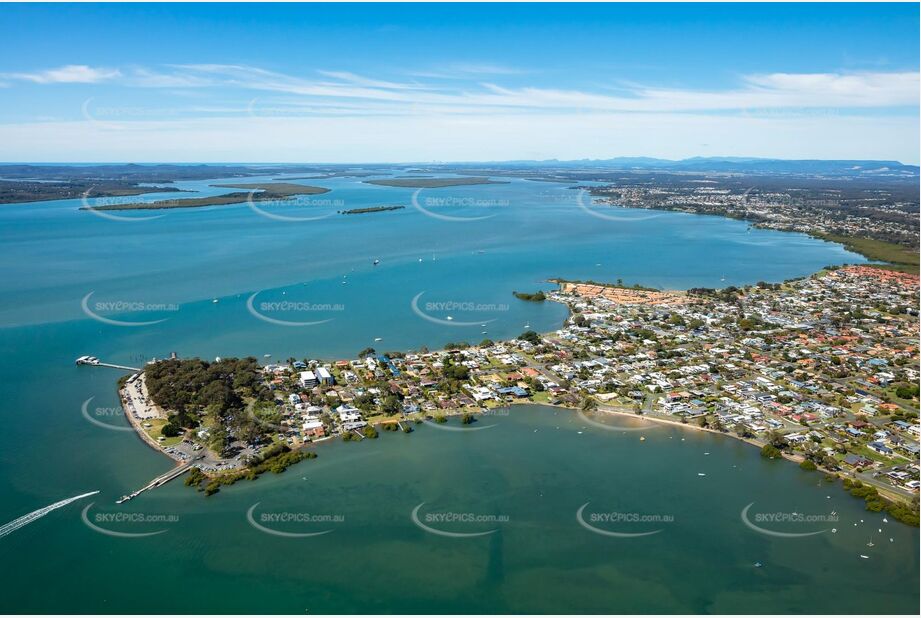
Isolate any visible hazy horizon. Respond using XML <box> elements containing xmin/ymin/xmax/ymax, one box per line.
<box><xmin>0</xmin><ymin>155</ymin><xmax>918</xmax><ymax>166</ymax></box>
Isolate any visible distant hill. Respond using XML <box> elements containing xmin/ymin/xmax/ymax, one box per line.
<box><xmin>460</xmin><ymin>157</ymin><xmax>920</xmax><ymax>177</ymax></box>
<box><xmin>1</xmin><ymin>158</ymin><xmax>917</xmax><ymax>180</ymax></box>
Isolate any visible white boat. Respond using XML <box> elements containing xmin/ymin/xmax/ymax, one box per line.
<box><xmin>373</xmin><ymin>259</ymin><xmax>380</xmax><ymax>266</ymax></box>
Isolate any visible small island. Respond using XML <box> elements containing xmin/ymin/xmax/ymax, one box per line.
<box><xmin>364</xmin><ymin>177</ymin><xmax>509</xmax><ymax>188</ymax></box>
<box><xmin>339</xmin><ymin>205</ymin><xmax>405</xmax><ymax>215</ymax></box>
<box><xmin>513</xmin><ymin>290</ymin><xmax>547</xmax><ymax>301</ymax></box>
<box><xmin>81</xmin><ymin>182</ymin><xmax>330</xmax><ymax>211</ymax></box>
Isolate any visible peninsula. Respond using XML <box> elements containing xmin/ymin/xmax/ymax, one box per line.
<box><xmin>115</xmin><ymin>263</ymin><xmax>920</xmax><ymax>523</ymax></box>
<box><xmin>81</xmin><ymin>182</ymin><xmax>330</xmax><ymax>211</ymax></box>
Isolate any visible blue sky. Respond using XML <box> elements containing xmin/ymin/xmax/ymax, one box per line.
<box><xmin>1</xmin><ymin>3</ymin><xmax>918</xmax><ymax>163</ymax></box>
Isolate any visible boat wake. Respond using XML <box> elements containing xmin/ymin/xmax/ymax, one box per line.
<box><xmin>0</xmin><ymin>491</ymin><xmax>99</xmax><ymax>540</ymax></box>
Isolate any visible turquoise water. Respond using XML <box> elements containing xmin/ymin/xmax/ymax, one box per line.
<box><xmin>2</xmin><ymin>174</ymin><xmax>916</xmax><ymax>614</ymax></box>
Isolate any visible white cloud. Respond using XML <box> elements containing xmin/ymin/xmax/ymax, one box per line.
<box><xmin>156</xmin><ymin>65</ymin><xmax>920</xmax><ymax>113</ymax></box>
<box><xmin>7</xmin><ymin>62</ymin><xmax>916</xmax><ymax>114</ymax></box>
<box><xmin>314</xmin><ymin>70</ymin><xmax>430</xmax><ymax>91</ymax></box>
<box><xmin>0</xmin><ymin>63</ymin><xmax>917</xmax><ymax>162</ymax></box>
<box><xmin>4</xmin><ymin>64</ymin><xmax>121</xmax><ymax>84</ymax></box>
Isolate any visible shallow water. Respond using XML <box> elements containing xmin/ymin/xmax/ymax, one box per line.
<box><xmin>4</xmin><ymin>173</ymin><xmax>912</xmax><ymax>614</ymax></box>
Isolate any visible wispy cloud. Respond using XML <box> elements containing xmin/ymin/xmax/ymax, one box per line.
<box><xmin>3</xmin><ymin>64</ymin><xmax>121</xmax><ymax>84</ymax></box>
<box><xmin>147</xmin><ymin>64</ymin><xmax>920</xmax><ymax>113</ymax></box>
<box><xmin>4</xmin><ymin>62</ymin><xmax>918</xmax><ymax>118</ymax></box>
<box><xmin>315</xmin><ymin>70</ymin><xmax>430</xmax><ymax>91</ymax></box>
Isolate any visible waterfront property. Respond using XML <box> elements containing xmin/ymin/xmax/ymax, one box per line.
<box><xmin>122</xmin><ymin>263</ymin><xmax>919</xmax><ymax>524</ymax></box>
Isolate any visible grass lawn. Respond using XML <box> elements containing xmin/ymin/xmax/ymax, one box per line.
<box><xmin>144</xmin><ymin>418</ymin><xmax>182</xmax><ymax>447</ymax></box>
<box><xmin>851</xmin><ymin>443</ymin><xmax>895</xmax><ymax>465</ymax></box>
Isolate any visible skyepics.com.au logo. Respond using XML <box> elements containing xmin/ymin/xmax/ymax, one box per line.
<box><xmin>576</xmin><ymin>502</ymin><xmax>672</xmax><ymax>538</ymax></box>
<box><xmin>244</xmin><ymin>400</ymin><xmax>293</xmax><ymax>434</ymax></box>
<box><xmin>410</xmin><ymin>291</ymin><xmax>507</xmax><ymax>327</ymax></box>
<box><xmin>82</xmin><ymin>97</ymin><xmax>187</xmax><ymax>130</ymax></box>
<box><xmin>740</xmin><ymin>503</ymin><xmax>838</xmax><ymax>538</ymax></box>
<box><xmin>420</xmin><ymin>413</ymin><xmax>498</xmax><ymax>433</ymax></box>
<box><xmin>246</xmin><ymin>190</ymin><xmax>340</xmax><ymax>222</ymax></box>
<box><xmin>575</xmin><ymin>405</ymin><xmax>660</xmax><ymax>434</ymax></box>
<box><xmin>80</xmin><ymin>188</ymin><xmax>166</xmax><ymax>222</ymax></box>
<box><xmin>410</xmin><ymin>189</ymin><xmax>508</xmax><ymax>222</ymax></box>
<box><xmin>81</xmin><ymin>397</ymin><xmax>133</xmax><ymax>432</ymax></box>
<box><xmin>81</xmin><ymin>291</ymin><xmax>178</xmax><ymax>327</ymax></box>
<box><xmin>575</xmin><ymin>189</ymin><xmax>662</xmax><ymax>222</ymax></box>
<box><xmin>246</xmin><ymin>502</ymin><xmax>343</xmax><ymax>538</ymax></box>
<box><xmin>410</xmin><ymin>503</ymin><xmax>508</xmax><ymax>538</ymax></box>
<box><xmin>81</xmin><ymin>504</ymin><xmax>178</xmax><ymax>538</ymax></box>
<box><xmin>246</xmin><ymin>289</ymin><xmax>344</xmax><ymax>327</ymax></box>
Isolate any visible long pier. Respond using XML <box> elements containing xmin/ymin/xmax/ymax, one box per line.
<box><xmin>116</xmin><ymin>457</ymin><xmax>201</xmax><ymax>504</ymax></box>
<box><xmin>75</xmin><ymin>356</ymin><xmax>140</xmax><ymax>372</ymax></box>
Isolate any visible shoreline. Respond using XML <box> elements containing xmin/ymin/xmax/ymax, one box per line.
<box><xmin>110</xmin><ymin>263</ymin><xmax>918</xmax><ymax>512</ymax></box>
<box><xmin>587</xmin><ymin>192</ymin><xmax>918</xmax><ymax>275</ymax></box>
<box><xmin>589</xmin><ymin>405</ymin><xmax>915</xmax><ymax>505</ymax></box>
<box><xmin>118</xmin><ymin>367</ymin><xmax>917</xmax><ymax>512</ymax></box>
<box><xmin>119</xmin><ymin>375</ymin><xmax>184</xmax><ymax>464</ymax></box>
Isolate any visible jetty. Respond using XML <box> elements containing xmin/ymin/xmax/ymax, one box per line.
<box><xmin>116</xmin><ymin>457</ymin><xmax>202</xmax><ymax>504</ymax></box>
<box><xmin>75</xmin><ymin>355</ymin><xmax>140</xmax><ymax>372</ymax></box>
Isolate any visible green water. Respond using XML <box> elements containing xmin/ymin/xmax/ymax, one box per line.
<box><xmin>0</xmin><ymin>173</ymin><xmax>916</xmax><ymax>613</ymax></box>
<box><xmin>1</xmin><ymin>406</ymin><xmax>917</xmax><ymax>613</ymax></box>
